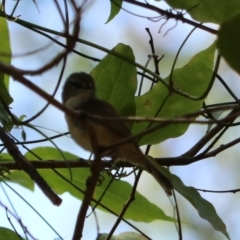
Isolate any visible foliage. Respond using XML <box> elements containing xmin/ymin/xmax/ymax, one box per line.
<box><xmin>0</xmin><ymin>0</ymin><xmax>240</xmax><ymax>239</ymax></box>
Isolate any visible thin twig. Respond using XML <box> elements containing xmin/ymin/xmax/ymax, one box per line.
<box><xmin>106</xmin><ymin>170</ymin><xmax>151</xmax><ymax>240</ymax></box>
<box><xmin>122</xmin><ymin>0</ymin><xmax>217</xmax><ymax>34</ymax></box>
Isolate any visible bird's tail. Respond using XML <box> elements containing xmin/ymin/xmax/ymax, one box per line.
<box><xmin>118</xmin><ymin>143</ymin><xmax>173</xmax><ymax>195</ymax></box>
<box><xmin>146</xmin><ymin>160</ymin><xmax>173</xmax><ymax>195</ymax></box>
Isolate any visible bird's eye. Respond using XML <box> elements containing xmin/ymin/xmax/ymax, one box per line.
<box><xmin>69</xmin><ymin>80</ymin><xmax>94</xmax><ymax>89</ymax></box>
<box><xmin>70</xmin><ymin>80</ymin><xmax>81</xmax><ymax>89</ymax></box>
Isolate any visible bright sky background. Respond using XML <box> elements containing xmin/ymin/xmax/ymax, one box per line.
<box><xmin>1</xmin><ymin>0</ymin><xmax>240</xmax><ymax>240</ymax></box>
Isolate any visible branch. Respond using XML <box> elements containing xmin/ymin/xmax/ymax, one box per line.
<box><xmin>122</xmin><ymin>0</ymin><xmax>217</xmax><ymax>34</ymax></box>
<box><xmin>0</xmin><ymin>1</ymin><xmax>81</xmax><ymax>75</ymax></box>
<box><xmin>72</xmin><ymin>120</ymin><xmax>103</xmax><ymax>240</ymax></box>
<box><xmin>2</xmin><ymin>134</ymin><xmax>240</xmax><ymax>170</ymax></box>
<box><xmin>0</xmin><ymin>126</ymin><xmax>62</xmax><ymax>206</ymax></box>
<box><xmin>181</xmin><ymin>108</ymin><xmax>240</xmax><ymax>158</ymax></box>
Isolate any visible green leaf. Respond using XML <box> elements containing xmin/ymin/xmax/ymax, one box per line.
<box><xmin>0</xmin><ymin>17</ymin><xmax>13</xmax><ymax>129</ymax></box>
<box><xmin>0</xmin><ymin>171</ymin><xmax>34</xmax><ymax>190</ymax></box>
<box><xmin>18</xmin><ymin>114</ymin><xmax>26</xmax><ymax>121</ymax></box>
<box><xmin>0</xmin><ymin>153</ymin><xmax>33</xmax><ymax>190</ymax></box>
<box><xmin>0</xmin><ymin>153</ymin><xmax>13</xmax><ymax>162</ymax></box>
<box><xmin>164</xmin><ymin>169</ymin><xmax>230</xmax><ymax>239</ymax></box>
<box><xmin>217</xmin><ymin>13</ymin><xmax>240</xmax><ymax>75</ymax></box>
<box><xmin>9</xmin><ymin>147</ymin><xmax>174</xmax><ymax>222</ymax></box>
<box><xmin>0</xmin><ymin>153</ymin><xmax>12</xmax><ymax>175</ymax></box>
<box><xmin>133</xmin><ymin>42</ymin><xmax>216</xmax><ymax>145</ymax></box>
<box><xmin>0</xmin><ymin>105</ymin><xmax>14</xmax><ymax>131</ymax></box>
<box><xmin>0</xmin><ymin>17</ymin><xmax>12</xmax><ymax>88</ymax></box>
<box><xmin>93</xmin><ymin>172</ymin><xmax>174</xmax><ymax>222</ymax></box>
<box><xmin>0</xmin><ymin>74</ymin><xmax>13</xmax><ymax>130</ymax></box>
<box><xmin>98</xmin><ymin>232</ymin><xmax>148</xmax><ymax>240</ymax></box>
<box><xmin>91</xmin><ymin>43</ymin><xmax>137</xmax><ymax>118</ymax></box>
<box><xmin>165</xmin><ymin>0</ymin><xmax>240</xmax><ymax>24</ymax></box>
<box><xmin>106</xmin><ymin>0</ymin><xmax>122</xmax><ymax>24</ymax></box>
<box><xmin>21</xmin><ymin>129</ymin><xmax>26</xmax><ymax>141</ymax></box>
<box><xmin>176</xmin><ymin>182</ymin><xmax>230</xmax><ymax>239</ymax></box>
<box><xmin>0</xmin><ymin>227</ymin><xmax>27</xmax><ymax>240</ymax></box>
<box><xmin>0</xmin><ymin>72</ymin><xmax>12</xmax><ymax>106</ymax></box>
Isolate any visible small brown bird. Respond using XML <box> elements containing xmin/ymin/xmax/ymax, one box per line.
<box><xmin>62</xmin><ymin>72</ymin><xmax>172</xmax><ymax>195</ymax></box>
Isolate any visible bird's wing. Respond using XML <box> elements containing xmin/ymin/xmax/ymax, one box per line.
<box><xmin>77</xmin><ymin>99</ymin><xmax>133</xmax><ymax>138</ymax></box>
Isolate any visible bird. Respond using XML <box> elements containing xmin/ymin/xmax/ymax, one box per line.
<box><xmin>62</xmin><ymin>72</ymin><xmax>172</xmax><ymax>195</ymax></box>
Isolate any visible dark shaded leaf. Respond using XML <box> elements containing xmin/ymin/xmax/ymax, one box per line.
<box><xmin>160</xmin><ymin>167</ymin><xmax>230</xmax><ymax>239</ymax></box>
<box><xmin>165</xmin><ymin>0</ymin><xmax>240</xmax><ymax>23</ymax></box>
<box><xmin>217</xmin><ymin>13</ymin><xmax>240</xmax><ymax>75</ymax></box>
<box><xmin>0</xmin><ymin>227</ymin><xmax>27</xmax><ymax>240</ymax></box>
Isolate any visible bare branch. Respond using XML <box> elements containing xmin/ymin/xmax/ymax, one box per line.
<box><xmin>0</xmin><ymin>126</ymin><xmax>62</xmax><ymax>206</ymax></box>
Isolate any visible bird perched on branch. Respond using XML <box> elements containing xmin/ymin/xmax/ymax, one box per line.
<box><xmin>62</xmin><ymin>72</ymin><xmax>172</xmax><ymax>195</ymax></box>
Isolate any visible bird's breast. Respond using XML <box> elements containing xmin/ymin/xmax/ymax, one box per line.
<box><xmin>65</xmin><ymin>115</ymin><xmax>93</xmax><ymax>151</ymax></box>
